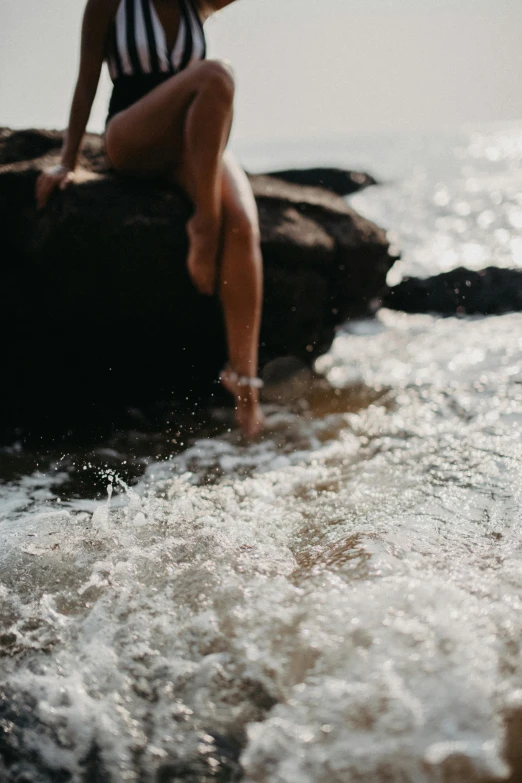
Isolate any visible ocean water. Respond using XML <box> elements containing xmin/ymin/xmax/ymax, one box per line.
<box><xmin>2</xmin><ymin>123</ymin><xmax>522</xmax><ymax>782</ymax></box>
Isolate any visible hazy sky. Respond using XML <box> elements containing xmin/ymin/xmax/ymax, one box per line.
<box><xmin>1</xmin><ymin>0</ymin><xmax>522</xmax><ymax>142</ymax></box>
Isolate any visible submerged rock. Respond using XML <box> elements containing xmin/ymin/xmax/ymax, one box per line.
<box><xmin>265</xmin><ymin>167</ymin><xmax>377</xmax><ymax>196</ymax></box>
<box><xmin>0</xmin><ymin>128</ymin><xmax>396</xmax><ymax>442</ymax></box>
<box><xmin>385</xmin><ymin>267</ymin><xmax>522</xmax><ymax>316</ymax></box>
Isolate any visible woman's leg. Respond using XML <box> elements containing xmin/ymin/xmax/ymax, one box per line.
<box><xmin>105</xmin><ymin>60</ymin><xmax>234</xmax><ymax>295</ymax></box>
<box><xmin>218</xmin><ymin>153</ymin><xmax>264</xmax><ymax>439</ymax></box>
<box><xmin>105</xmin><ymin>65</ymin><xmax>264</xmax><ymax>437</ymax></box>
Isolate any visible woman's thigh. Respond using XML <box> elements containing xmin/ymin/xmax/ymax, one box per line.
<box><xmin>105</xmin><ymin>61</ymin><xmax>209</xmax><ymax>177</ymax></box>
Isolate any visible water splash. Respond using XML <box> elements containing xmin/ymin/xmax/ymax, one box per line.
<box><xmin>3</xmin><ymin>127</ymin><xmax>522</xmax><ymax>781</ymax></box>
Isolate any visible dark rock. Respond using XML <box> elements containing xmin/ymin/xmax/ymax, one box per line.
<box><xmin>266</xmin><ymin>167</ymin><xmax>377</xmax><ymax>196</ymax></box>
<box><xmin>0</xmin><ymin>128</ymin><xmax>396</xmax><ymax>443</ymax></box>
<box><xmin>384</xmin><ymin>266</ymin><xmax>522</xmax><ymax>316</ymax></box>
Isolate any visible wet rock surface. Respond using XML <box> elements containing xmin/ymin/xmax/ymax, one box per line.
<box><xmin>0</xmin><ymin>128</ymin><xmax>395</xmax><ymax>443</ymax></box>
<box><xmin>385</xmin><ymin>266</ymin><xmax>522</xmax><ymax>316</ymax></box>
<box><xmin>265</xmin><ymin>166</ymin><xmax>377</xmax><ymax>195</ymax></box>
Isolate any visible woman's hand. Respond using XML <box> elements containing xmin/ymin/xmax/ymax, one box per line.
<box><xmin>35</xmin><ymin>165</ymin><xmax>75</xmax><ymax>210</ymax></box>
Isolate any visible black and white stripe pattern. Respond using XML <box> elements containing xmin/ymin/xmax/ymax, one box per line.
<box><xmin>107</xmin><ymin>0</ymin><xmax>206</xmax><ymax>81</ymax></box>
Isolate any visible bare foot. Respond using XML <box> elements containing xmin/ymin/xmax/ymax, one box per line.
<box><xmin>220</xmin><ymin>366</ymin><xmax>265</xmax><ymax>440</ymax></box>
<box><xmin>186</xmin><ymin>214</ymin><xmax>220</xmax><ymax>296</ymax></box>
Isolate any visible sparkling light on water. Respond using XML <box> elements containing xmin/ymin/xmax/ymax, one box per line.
<box><xmin>349</xmin><ymin>124</ymin><xmax>522</xmax><ymax>285</ymax></box>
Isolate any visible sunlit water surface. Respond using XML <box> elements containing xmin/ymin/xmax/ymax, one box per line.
<box><xmin>1</xmin><ymin>124</ymin><xmax>522</xmax><ymax>782</ymax></box>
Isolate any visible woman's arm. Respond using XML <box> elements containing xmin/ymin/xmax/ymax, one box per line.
<box><xmin>36</xmin><ymin>0</ymin><xmax>118</xmax><ymax>209</ymax></box>
<box><xmin>61</xmin><ymin>0</ymin><xmax>118</xmax><ymax>169</ymax></box>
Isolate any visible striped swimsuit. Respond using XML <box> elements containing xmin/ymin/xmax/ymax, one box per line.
<box><xmin>106</xmin><ymin>0</ymin><xmax>207</xmax><ymax>123</ymax></box>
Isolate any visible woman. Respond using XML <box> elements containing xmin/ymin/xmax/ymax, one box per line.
<box><xmin>35</xmin><ymin>0</ymin><xmax>264</xmax><ymax>439</ymax></box>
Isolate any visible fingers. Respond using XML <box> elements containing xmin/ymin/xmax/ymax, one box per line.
<box><xmin>35</xmin><ymin>174</ymin><xmax>52</xmax><ymax>211</ymax></box>
<box><xmin>35</xmin><ymin>175</ymin><xmax>55</xmax><ymax>211</ymax></box>
<box><xmin>35</xmin><ymin>172</ymin><xmax>73</xmax><ymax>210</ymax></box>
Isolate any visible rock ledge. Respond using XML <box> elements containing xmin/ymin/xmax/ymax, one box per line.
<box><xmin>0</xmin><ymin>127</ymin><xmax>396</xmax><ymax>440</ymax></box>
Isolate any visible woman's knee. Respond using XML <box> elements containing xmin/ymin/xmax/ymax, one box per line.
<box><xmin>197</xmin><ymin>60</ymin><xmax>235</xmax><ymax>103</ymax></box>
